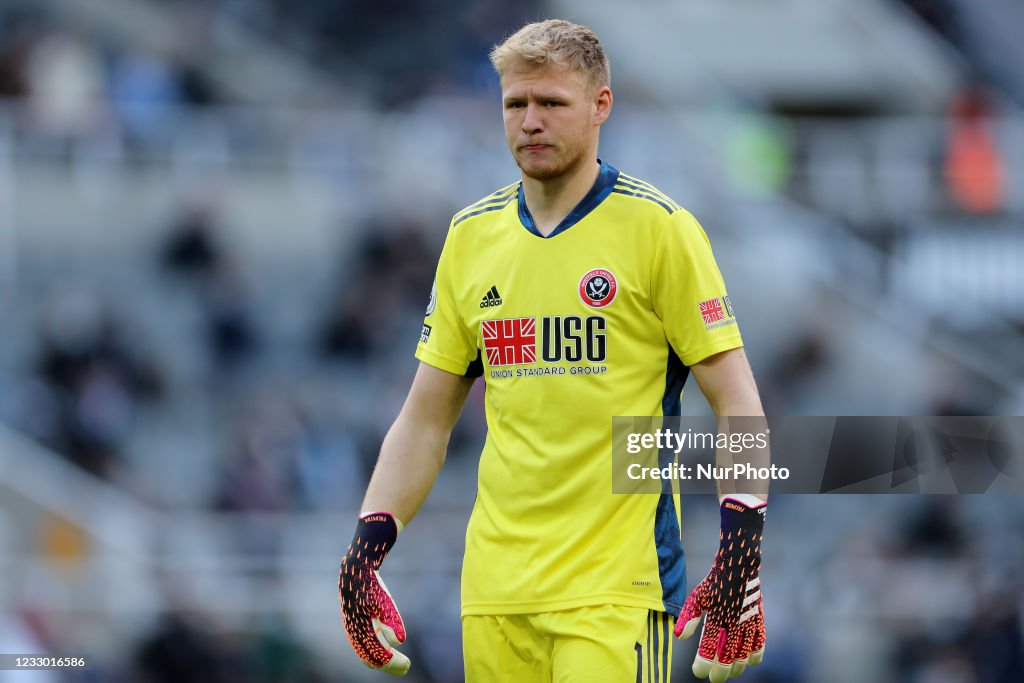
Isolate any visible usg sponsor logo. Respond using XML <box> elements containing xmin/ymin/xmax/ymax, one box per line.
<box><xmin>540</xmin><ymin>316</ymin><xmax>606</xmax><ymax>363</ymax></box>
<box><xmin>481</xmin><ymin>318</ymin><xmax>535</xmax><ymax>366</ymax></box>
<box><xmin>481</xmin><ymin>315</ymin><xmax>607</xmax><ymax>367</ymax></box>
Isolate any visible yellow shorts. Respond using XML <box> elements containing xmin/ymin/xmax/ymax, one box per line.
<box><xmin>463</xmin><ymin>605</ymin><xmax>674</xmax><ymax>683</ymax></box>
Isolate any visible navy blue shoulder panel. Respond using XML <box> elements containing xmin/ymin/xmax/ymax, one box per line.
<box><xmin>656</xmin><ymin>347</ymin><xmax>690</xmax><ymax>614</ymax></box>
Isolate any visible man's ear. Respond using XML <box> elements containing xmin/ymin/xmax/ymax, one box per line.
<box><xmin>594</xmin><ymin>86</ymin><xmax>613</xmax><ymax>125</ymax></box>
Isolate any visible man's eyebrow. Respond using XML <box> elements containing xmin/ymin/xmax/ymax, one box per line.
<box><xmin>504</xmin><ymin>90</ymin><xmax>571</xmax><ymax>101</ymax></box>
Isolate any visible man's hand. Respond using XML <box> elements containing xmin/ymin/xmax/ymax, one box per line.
<box><xmin>338</xmin><ymin>512</ymin><xmax>410</xmax><ymax>676</ymax></box>
<box><xmin>675</xmin><ymin>496</ymin><xmax>766</xmax><ymax>682</ymax></box>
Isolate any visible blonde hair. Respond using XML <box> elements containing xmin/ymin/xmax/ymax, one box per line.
<box><xmin>490</xmin><ymin>19</ymin><xmax>610</xmax><ymax>91</ymax></box>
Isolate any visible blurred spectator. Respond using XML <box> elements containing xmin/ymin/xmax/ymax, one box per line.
<box><xmin>927</xmin><ymin>364</ymin><xmax>994</xmax><ymax>417</ymax></box>
<box><xmin>159</xmin><ymin>200</ymin><xmax>259</xmax><ymax>373</ymax></box>
<box><xmin>250</xmin><ymin>616</ymin><xmax>330</xmax><ymax>683</ymax></box>
<box><xmin>212</xmin><ymin>392</ymin><xmax>366</xmax><ymax>512</ymax></box>
<box><xmin>317</xmin><ymin>292</ymin><xmax>377</xmax><ymax>360</ymax></box>
<box><xmin>317</xmin><ymin>218</ymin><xmax>434</xmax><ymax>361</ymax></box>
<box><xmin>135</xmin><ymin>611</ymin><xmax>241</xmax><ymax>683</ymax></box>
<box><xmin>966</xmin><ymin>589</ymin><xmax>1024</xmax><ymax>683</ymax></box>
<box><xmin>943</xmin><ymin>84</ymin><xmax>1005</xmax><ymax>215</ymax></box>
<box><xmin>29</xmin><ymin>288</ymin><xmax>162</xmax><ymax>476</ymax></box>
<box><xmin>134</xmin><ymin>611</ymin><xmax>329</xmax><ymax>683</ymax></box>
<box><xmin>108</xmin><ymin>50</ymin><xmax>184</xmax><ymax>149</ymax></box>
<box><xmin>762</xmin><ymin>327</ymin><xmax>834</xmax><ymax>416</ymax></box>
<box><xmin>176</xmin><ymin>60</ymin><xmax>218</xmax><ymax>107</ymax></box>
<box><xmin>902</xmin><ymin>498</ymin><xmax>965</xmax><ymax>557</ymax></box>
<box><xmin>25</xmin><ymin>29</ymin><xmax>108</xmax><ymax>142</ymax></box>
<box><xmin>0</xmin><ymin>20</ymin><xmax>34</xmax><ymax>98</ymax></box>
<box><xmin>724</xmin><ymin>110</ymin><xmax>794</xmax><ymax>196</ymax></box>
<box><xmin>202</xmin><ymin>261</ymin><xmax>259</xmax><ymax>372</ymax></box>
<box><xmin>294</xmin><ymin>420</ymin><xmax>365</xmax><ymax>511</ymax></box>
<box><xmin>213</xmin><ymin>397</ymin><xmax>304</xmax><ymax>512</ymax></box>
<box><xmin>160</xmin><ymin>200</ymin><xmax>225</xmax><ymax>280</ymax></box>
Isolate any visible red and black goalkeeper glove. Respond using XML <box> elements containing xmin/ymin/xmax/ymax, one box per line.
<box><xmin>675</xmin><ymin>495</ymin><xmax>766</xmax><ymax>682</ymax></box>
<box><xmin>338</xmin><ymin>512</ymin><xmax>410</xmax><ymax>676</ymax></box>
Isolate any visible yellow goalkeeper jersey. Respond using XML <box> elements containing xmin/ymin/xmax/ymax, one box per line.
<box><xmin>415</xmin><ymin>160</ymin><xmax>743</xmax><ymax>617</ymax></box>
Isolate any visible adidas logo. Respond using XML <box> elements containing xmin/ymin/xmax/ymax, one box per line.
<box><xmin>479</xmin><ymin>285</ymin><xmax>503</xmax><ymax>308</ymax></box>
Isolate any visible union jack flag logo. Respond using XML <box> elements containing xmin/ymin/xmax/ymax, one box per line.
<box><xmin>481</xmin><ymin>318</ymin><xmax>536</xmax><ymax>366</ymax></box>
<box><xmin>699</xmin><ymin>298</ymin><xmax>725</xmax><ymax>325</ymax></box>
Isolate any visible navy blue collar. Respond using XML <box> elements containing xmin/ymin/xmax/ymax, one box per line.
<box><xmin>517</xmin><ymin>159</ymin><xmax>620</xmax><ymax>238</ymax></box>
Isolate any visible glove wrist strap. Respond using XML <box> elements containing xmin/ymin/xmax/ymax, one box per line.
<box><xmin>718</xmin><ymin>496</ymin><xmax>766</xmax><ymax>560</ymax></box>
<box><xmin>347</xmin><ymin>512</ymin><xmax>399</xmax><ymax>570</ymax></box>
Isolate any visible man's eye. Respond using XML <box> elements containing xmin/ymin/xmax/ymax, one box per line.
<box><xmin>507</xmin><ymin>102</ymin><xmax>525</xmax><ymax>109</ymax></box>
<box><xmin>544</xmin><ymin>101</ymin><xmax>562</xmax><ymax>107</ymax></box>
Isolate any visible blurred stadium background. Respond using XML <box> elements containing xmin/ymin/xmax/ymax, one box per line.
<box><xmin>0</xmin><ymin>0</ymin><xmax>1022</xmax><ymax>681</ymax></box>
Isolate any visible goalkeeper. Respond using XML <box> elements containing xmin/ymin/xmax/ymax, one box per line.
<box><xmin>339</xmin><ymin>18</ymin><xmax>768</xmax><ymax>683</ymax></box>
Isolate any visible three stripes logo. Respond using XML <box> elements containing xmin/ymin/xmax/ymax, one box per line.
<box><xmin>480</xmin><ymin>285</ymin><xmax>503</xmax><ymax>308</ymax></box>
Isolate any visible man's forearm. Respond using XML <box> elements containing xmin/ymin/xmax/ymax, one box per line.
<box><xmin>691</xmin><ymin>348</ymin><xmax>768</xmax><ymax>502</ymax></box>
<box><xmin>714</xmin><ymin>400</ymin><xmax>769</xmax><ymax>503</ymax></box>
<box><xmin>362</xmin><ymin>414</ymin><xmax>450</xmax><ymax>526</ymax></box>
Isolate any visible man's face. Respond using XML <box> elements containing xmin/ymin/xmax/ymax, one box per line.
<box><xmin>501</xmin><ymin>63</ymin><xmax>610</xmax><ymax>181</ymax></box>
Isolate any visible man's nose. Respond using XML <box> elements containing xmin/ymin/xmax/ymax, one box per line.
<box><xmin>521</xmin><ymin>103</ymin><xmax>543</xmax><ymax>133</ymax></box>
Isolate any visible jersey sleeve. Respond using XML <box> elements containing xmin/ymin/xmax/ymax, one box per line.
<box><xmin>652</xmin><ymin>209</ymin><xmax>743</xmax><ymax>366</ymax></box>
<box><xmin>415</xmin><ymin>222</ymin><xmax>481</xmax><ymax>376</ymax></box>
